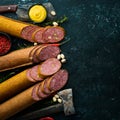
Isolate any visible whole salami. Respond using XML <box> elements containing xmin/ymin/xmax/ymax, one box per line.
<box><xmin>0</xmin><ymin>15</ymin><xmax>65</xmax><ymax>43</ymax></box>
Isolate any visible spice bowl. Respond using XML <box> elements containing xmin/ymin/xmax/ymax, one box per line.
<box><xmin>0</xmin><ymin>32</ymin><xmax>11</xmax><ymax>56</ymax></box>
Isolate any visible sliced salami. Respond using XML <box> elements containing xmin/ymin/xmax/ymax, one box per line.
<box><xmin>31</xmin><ymin>83</ymin><xmax>42</xmax><ymax>101</ymax></box>
<box><xmin>30</xmin><ymin>65</ymin><xmax>44</xmax><ymax>81</ymax></box>
<box><xmin>37</xmin><ymin>45</ymin><xmax>61</xmax><ymax>61</ymax></box>
<box><xmin>42</xmin><ymin>77</ymin><xmax>51</xmax><ymax>94</ymax></box>
<box><xmin>26</xmin><ymin>69</ymin><xmax>36</xmax><ymax>82</ymax></box>
<box><xmin>33</xmin><ymin>26</ymin><xmax>51</xmax><ymax>43</ymax></box>
<box><xmin>26</xmin><ymin>26</ymin><xmax>39</xmax><ymax>42</ymax></box>
<box><xmin>39</xmin><ymin>58</ymin><xmax>61</xmax><ymax>76</ymax></box>
<box><xmin>21</xmin><ymin>25</ymin><xmax>35</xmax><ymax>40</ymax></box>
<box><xmin>47</xmin><ymin>69</ymin><xmax>68</xmax><ymax>91</ymax></box>
<box><xmin>33</xmin><ymin>28</ymin><xmax>45</xmax><ymax>43</ymax></box>
<box><xmin>32</xmin><ymin>46</ymin><xmax>43</xmax><ymax>63</ymax></box>
<box><xmin>29</xmin><ymin>45</ymin><xmax>41</xmax><ymax>62</ymax></box>
<box><xmin>37</xmin><ymin>83</ymin><xmax>49</xmax><ymax>98</ymax></box>
<box><xmin>32</xmin><ymin>45</ymin><xmax>61</xmax><ymax>63</ymax></box>
<box><xmin>42</xmin><ymin>26</ymin><xmax>65</xmax><ymax>43</ymax></box>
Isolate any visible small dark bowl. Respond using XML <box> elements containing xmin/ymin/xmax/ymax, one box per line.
<box><xmin>0</xmin><ymin>32</ymin><xmax>11</xmax><ymax>56</ymax></box>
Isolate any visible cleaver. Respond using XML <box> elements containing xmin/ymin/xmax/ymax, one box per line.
<box><xmin>0</xmin><ymin>2</ymin><xmax>56</xmax><ymax>22</ymax></box>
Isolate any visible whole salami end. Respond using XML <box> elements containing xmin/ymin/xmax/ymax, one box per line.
<box><xmin>48</xmin><ymin>69</ymin><xmax>68</xmax><ymax>91</ymax></box>
<box><xmin>0</xmin><ymin>32</ymin><xmax>11</xmax><ymax>56</ymax></box>
<box><xmin>38</xmin><ymin>45</ymin><xmax>61</xmax><ymax>61</ymax></box>
<box><xmin>42</xmin><ymin>26</ymin><xmax>65</xmax><ymax>43</ymax></box>
<box><xmin>39</xmin><ymin>58</ymin><xmax>61</xmax><ymax>76</ymax></box>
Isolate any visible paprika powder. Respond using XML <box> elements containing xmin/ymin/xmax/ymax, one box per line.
<box><xmin>0</xmin><ymin>32</ymin><xmax>11</xmax><ymax>56</ymax></box>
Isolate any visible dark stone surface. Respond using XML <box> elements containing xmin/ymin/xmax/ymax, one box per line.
<box><xmin>1</xmin><ymin>0</ymin><xmax>120</xmax><ymax>120</ymax></box>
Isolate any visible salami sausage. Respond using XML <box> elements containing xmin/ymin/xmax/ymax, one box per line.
<box><xmin>21</xmin><ymin>25</ymin><xmax>35</xmax><ymax>40</ymax></box>
<box><xmin>29</xmin><ymin>45</ymin><xmax>41</xmax><ymax>61</ymax></box>
<box><xmin>0</xmin><ymin>69</ymin><xmax>69</xmax><ymax>119</ymax></box>
<box><xmin>31</xmin><ymin>84</ymin><xmax>42</xmax><ymax>101</ymax></box>
<box><xmin>38</xmin><ymin>58</ymin><xmax>61</xmax><ymax>76</ymax></box>
<box><xmin>42</xmin><ymin>26</ymin><xmax>65</xmax><ymax>43</ymax></box>
<box><xmin>26</xmin><ymin>69</ymin><xmax>36</xmax><ymax>82</ymax></box>
<box><xmin>41</xmin><ymin>78</ymin><xmax>51</xmax><ymax>94</ymax></box>
<box><xmin>33</xmin><ymin>28</ymin><xmax>45</xmax><ymax>43</ymax></box>
<box><xmin>31</xmin><ymin>69</ymin><xmax>68</xmax><ymax>101</ymax></box>
<box><xmin>0</xmin><ymin>44</ymin><xmax>61</xmax><ymax>72</ymax></box>
<box><xmin>33</xmin><ymin>26</ymin><xmax>51</xmax><ymax>43</ymax></box>
<box><xmin>30</xmin><ymin>66</ymin><xmax>43</xmax><ymax>81</ymax></box>
<box><xmin>26</xmin><ymin>26</ymin><xmax>39</xmax><ymax>42</ymax></box>
<box><xmin>35</xmin><ymin>45</ymin><xmax>61</xmax><ymax>62</ymax></box>
<box><xmin>37</xmin><ymin>82</ymin><xmax>48</xmax><ymax>99</ymax></box>
<box><xmin>32</xmin><ymin>45</ymin><xmax>46</xmax><ymax>63</ymax></box>
<box><xmin>0</xmin><ymin>16</ymin><xmax>65</xmax><ymax>43</ymax></box>
<box><xmin>28</xmin><ymin>58</ymin><xmax>61</xmax><ymax>82</ymax></box>
<box><xmin>47</xmin><ymin>69</ymin><xmax>68</xmax><ymax>91</ymax></box>
<box><xmin>29</xmin><ymin>45</ymin><xmax>61</xmax><ymax>63</ymax></box>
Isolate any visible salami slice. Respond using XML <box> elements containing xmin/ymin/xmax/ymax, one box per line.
<box><xmin>31</xmin><ymin>84</ymin><xmax>42</xmax><ymax>101</ymax></box>
<box><xmin>39</xmin><ymin>58</ymin><xmax>61</xmax><ymax>76</ymax></box>
<box><xmin>21</xmin><ymin>25</ymin><xmax>34</xmax><ymax>40</ymax></box>
<box><xmin>26</xmin><ymin>26</ymin><xmax>39</xmax><ymax>42</ymax></box>
<box><xmin>32</xmin><ymin>45</ymin><xmax>61</xmax><ymax>63</ymax></box>
<box><xmin>37</xmin><ymin>45</ymin><xmax>61</xmax><ymax>61</ymax></box>
<box><xmin>32</xmin><ymin>46</ymin><xmax>43</xmax><ymax>63</ymax></box>
<box><xmin>42</xmin><ymin>26</ymin><xmax>65</xmax><ymax>43</ymax></box>
<box><xmin>37</xmin><ymin>83</ymin><xmax>49</xmax><ymax>98</ymax></box>
<box><xmin>42</xmin><ymin>77</ymin><xmax>51</xmax><ymax>94</ymax></box>
<box><xmin>30</xmin><ymin>65</ymin><xmax>43</xmax><ymax>81</ymax></box>
<box><xmin>29</xmin><ymin>45</ymin><xmax>41</xmax><ymax>62</ymax></box>
<box><xmin>33</xmin><ymin>26</ymin><xmax>51</xmax><ymax>43</ymax></box>
<box><xmin>47</xmin><ymin>69</ymin><xmax>68</xmax><ymax>91</ymax></box>
<box><xmin>32</xmin><ymin>28</ymin><xmax>45</xmax><ymax>43</ymax></box>
<box><xmin>26</xmin><ymin>69</ymin><xmax>36</xmax><ymax>82</ymax></box>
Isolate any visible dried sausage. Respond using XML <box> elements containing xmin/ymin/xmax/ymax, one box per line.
<box><xmin>42</xmin><ymin>26</ymin><xmax>65</xmax><ymax>43</ymax></box>
<box><xmin>38</xmin><ymin>58</ymin><xmax>61</xmax><ymax>76</ymax></box>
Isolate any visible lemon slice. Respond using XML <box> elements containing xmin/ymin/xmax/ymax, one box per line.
<box><xmin>29</xmin><ymin>5</ymin><xmax>47</xmax><ymax>23</ymax></box>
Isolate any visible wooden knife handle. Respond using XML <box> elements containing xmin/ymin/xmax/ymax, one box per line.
<box><xmin>0</xmin><ymin>5</ymin><xmax>18</xmax><ymax>13</ymax></box>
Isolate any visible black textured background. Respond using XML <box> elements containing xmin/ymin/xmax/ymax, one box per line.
<box><xmin>1</xmin><ymin>0</ymin><xmax>120</xmax><ymax>120</ymax></box>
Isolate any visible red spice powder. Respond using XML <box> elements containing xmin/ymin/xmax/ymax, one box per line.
<box><xmin>0</xmin><ymin>35</ymin><xmax>11</xmax><ymax>56</ymax></box>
